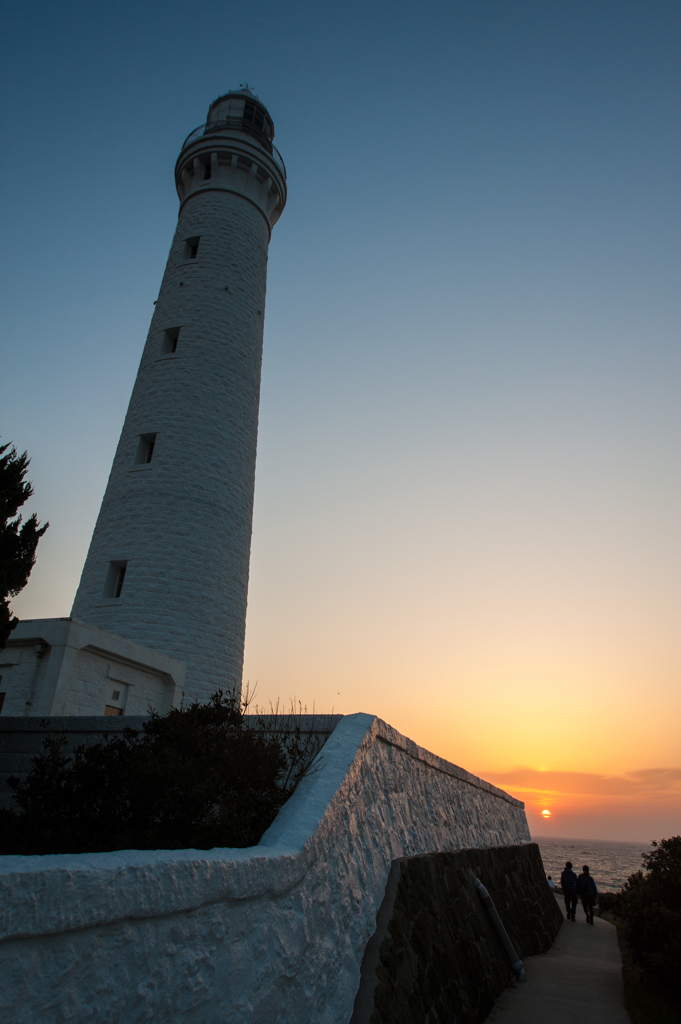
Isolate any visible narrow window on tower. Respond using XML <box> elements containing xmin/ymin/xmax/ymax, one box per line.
<box><xmin>161</xmin><ymin>327</ymin><xmax>181</xmax><ymax>354</ymax></box>
<box><xmin>203</xmin><ymin>161</ymin><xmax>212</xmax><ymax>180</ymax></box>
<box><xmin>103</xmin><ymin>560</ymin><xmax>128</xmax><ymax>599</ymax></box>
<box><xmin>183</xmin><ymin>236</ymin><xmax>201</xmax><ymax>260</ymax></box>
<box><xmin>135</xmin><ymin>433</ymin><xmax>157</xmax><ymax>464</ymax></box>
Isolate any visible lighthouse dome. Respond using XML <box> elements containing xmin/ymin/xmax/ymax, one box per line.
<box><xmin>206</xmin><ymin>86</ymin><xmax>274</xmax><ymax>145</ymax></box>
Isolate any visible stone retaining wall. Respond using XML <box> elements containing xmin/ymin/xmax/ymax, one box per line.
<box><xmin>352</xmin><ymin>843</ymin><xmax>563</xmax><ymax>1024</ymax></box>
<box><xmin>0</xmin><ymin>714</ymin><xmax>530</xmax><ymax>1023</ymax></box>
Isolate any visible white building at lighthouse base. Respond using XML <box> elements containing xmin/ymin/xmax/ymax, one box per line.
<box><xmin>0</xmin><ymin>618</ymin><xmax>185</xmax><ymax>718</ymax></box>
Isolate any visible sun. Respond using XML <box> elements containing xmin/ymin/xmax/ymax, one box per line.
<box><xmin>541</xmin><ymin>809</ymin><xmax>551</xmax><ymax>819</ymax></box>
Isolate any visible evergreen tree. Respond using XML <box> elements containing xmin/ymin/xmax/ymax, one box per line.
<box><xmin>0</xmin><ymin>441</ymin><xmax>49</xmax><ymax>649</ymax></box>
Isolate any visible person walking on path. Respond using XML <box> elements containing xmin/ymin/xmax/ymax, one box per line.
<box><xmin>560</xmin><ymin>861</ymin><xmax>578</xmax><ymax>921</ymax></box>
<box><xmin>577</xmin><ymin>864</ymin><xmax>598</xmax><ymax>925</ymax></box>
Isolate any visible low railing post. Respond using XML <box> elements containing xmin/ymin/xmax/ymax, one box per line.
<box><xmin>474</xmin><ymin>877</ymin><xmax>527</xmax><ymax>983</ymax></box>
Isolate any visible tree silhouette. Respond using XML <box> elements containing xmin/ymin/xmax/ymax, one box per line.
<box><xmin>0</xmin><ymin>441</ymin><xmax>49</xmax><ymax>649</ymax></box>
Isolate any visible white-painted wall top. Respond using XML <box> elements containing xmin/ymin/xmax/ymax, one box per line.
<box><xmin>0</xmin><ymin>713</ymin><xmax>529</xmax><ymax>1024</ymax></box>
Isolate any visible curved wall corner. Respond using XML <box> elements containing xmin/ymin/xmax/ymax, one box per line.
<box><xmin>0</xmin><ymin>714</ymin><xmax>530</xmax><ymax>1024</ymax></box>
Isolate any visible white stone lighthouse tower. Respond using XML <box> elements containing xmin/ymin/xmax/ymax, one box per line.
<box><xmin>70</xmin><ymin>88</ymin><xmax>287</xmax><ymax>702</ymax></box>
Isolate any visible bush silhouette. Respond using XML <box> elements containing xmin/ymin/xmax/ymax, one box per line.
<box><xmin>615</xmin><ymin>836</ymin><xmax>681</xmax><ymax>1005</ymax></box>
<box><xmin>0</xmin><ymin>692</ymin><xmax>326</xmax><ymax>855</ymax></box>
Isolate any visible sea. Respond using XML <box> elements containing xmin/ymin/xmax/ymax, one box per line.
<box><xmin>533</xmin><ymin>835</ymin><xmax>653</xmax><ymax>892</ymax></box>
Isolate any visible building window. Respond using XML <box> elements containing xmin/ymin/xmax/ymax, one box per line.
<box><xmin>103</xmin><ymin>560</ymin><xmax>128</xmax><ymax>599</ymax></box>
<box><xmin>183</xmin><ymin>236</ymin><xmax>200</xmax><ymax>260</ymax></box>
<box><xmin>203</xmin><ymin>161</ymin><xmax>212</xmax><ymax>180</ymax></box>
<box><xmin>114</xmin><ymin>566</ymin><xmax>126</xmax><ymax>598</ymax></box>
<box><xmin>135</xmin><ymin>433</ymin><xmax>157</xmax><ymax>464</ymax></box>
<box><xmin>0</xmin><ymin>691</ymin><xmax>5</xmax><ymax>715</ymax></box>
<box><xmin>111</xmin><ymin>689</ymin><xmax>121</xmax><ymax>701</ymax></box>
<box><xmin>161</xmin><ymin>327</ymin><xmax>180</xmax><ymax>354</ymax></box>
<box><xmin>104</xmin><ymin>705</ymin><xmax>123</xmax><ymax>716</ymax></box>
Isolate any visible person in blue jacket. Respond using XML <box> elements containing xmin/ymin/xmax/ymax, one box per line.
<box><xmin>576</xmin><ymin>864</ymin><xmax>598</xmax><ymax>925</ymax></box>
<box><xmin>560</xmin><ymin>861</ymin><xmax>578</xmax><ymax>921</ymax></box>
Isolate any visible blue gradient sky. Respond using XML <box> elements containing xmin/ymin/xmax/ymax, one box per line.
<box><xmin>2</xmin><ymin>0</ymin><xmax>679</xmax><ymax>839</ymax></box>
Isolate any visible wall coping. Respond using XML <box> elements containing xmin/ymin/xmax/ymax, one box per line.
<box><xmin>0</xmin><ymin>713</ymin><xmax>523</xmax><ymax>942</ymax></box>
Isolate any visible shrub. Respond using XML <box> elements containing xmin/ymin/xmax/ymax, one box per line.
<box><xmin>0</xmin><ymin>692</ymin><xmax>326</xmax><ymax>855</ymax></box>
<box><xmin>617</xmin><ymin>836</ymin><xmax>681</xmax><ymax>1006</ymax></box>
<box><xmin>596</xmin><ymin>891</ymin><xmax>620</xmax><ymax>916</ymax></box>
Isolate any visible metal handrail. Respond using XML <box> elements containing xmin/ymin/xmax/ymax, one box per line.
<box><xmin>180</xmin><ymin>120</ymin><xmax>287</xmax><ymax>179</ymax></box>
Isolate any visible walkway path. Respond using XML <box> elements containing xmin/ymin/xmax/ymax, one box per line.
<box><xmin>485</xmin><ymin>898</ymin><xmax>629</xmax><ymax>1023</ymax></box>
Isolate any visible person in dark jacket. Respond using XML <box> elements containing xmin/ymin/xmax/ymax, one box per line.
<box><xmin>576</xmin><ymin>865</ymin><xmax>598</xmax><ymax>924</ymax></box>
<box><xmin>560</xmin><ymin>861</ymin><xmax>578</xmax><ymax>921</ymax></box>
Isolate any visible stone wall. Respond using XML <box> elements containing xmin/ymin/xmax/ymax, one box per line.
<box><xmin>352</xmin><ymin>843</ymin><xmax>563</xmax><ymax>1024</ymax></box>
<box><xmin>0</xmin><ymin>714</ymin><xmax>530</xmax><ymax>1024</ymax></box>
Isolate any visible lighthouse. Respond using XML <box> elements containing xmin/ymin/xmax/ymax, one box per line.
<box><xmin>68</xmin><ymin>88</ymin><xmax>287</xmax><ymax>702</ymax></box>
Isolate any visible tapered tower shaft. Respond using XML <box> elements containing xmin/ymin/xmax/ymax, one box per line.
<box><xmin>71</xmin><ymin>89</ymin><xmax>286</xmax><ymax>701</ymax></box>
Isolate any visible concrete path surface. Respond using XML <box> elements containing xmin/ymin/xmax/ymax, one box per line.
<box><xmin>485</xmin><ymin>899</ymin><xmax>629</xmax><ymax>1023</ymax></box>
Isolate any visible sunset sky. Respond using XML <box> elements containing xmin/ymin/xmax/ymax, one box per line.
<box><xmin>2</xmin><ymin>0</ymin><xmax>679</xmax><ymax>842</ymax></box>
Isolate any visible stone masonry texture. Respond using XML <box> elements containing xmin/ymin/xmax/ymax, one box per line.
<box><xmin>0</xmin><ymin>715</ymin><xmax>530</xmax><ymax>1024</ymax></box>
<box><xmin>358</xmin><ymin>843</ymin><xmax>563</xmax><ymax>1024</ymax></box>
<box><xmin>71</xmin><ymin>180</ymin><xmax>275</xmax><ymax>701</ymax></box>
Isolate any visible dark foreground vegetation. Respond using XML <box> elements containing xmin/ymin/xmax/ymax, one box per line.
<box><xmin>599</xmin><ymin>836</ymin><xmax>681</xmax><ymax>1023</ymax></box>
<box><xmin>0</xmin><ymin>692</ymin><xmax>326</xmax><ymax>855</ymax></box>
